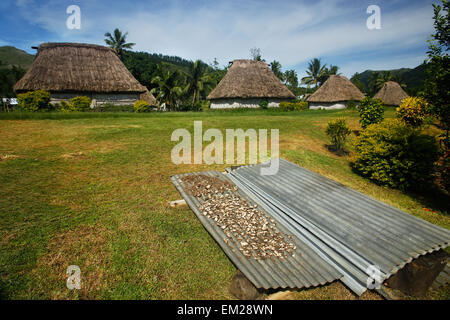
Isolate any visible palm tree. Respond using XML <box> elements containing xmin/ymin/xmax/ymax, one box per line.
<box><xmin>350</xmin><ymin>72</ymin><xmax>366</xmax><ymax>93</ymax></box>
<box><xmin>318</xmin><ymin>64</ymin><xmax>341</xmax><ymax>84</ymax></box>
<box><xmin>328</xmin><ymin>65</ymin><xmax>341</xmax><ymax>76</ymax></box>
<box><xmin>151</xmin><ymin>64</ymin><xmax>183</xmax><ymax>110</ymax></box>
<box><xmin>283</xmin><ymin>69</ymin><xmax>298</xmax><ymax>90</ymax></box>
<box><xmin>375</xmin><ymin>71</ymin><xmax>394</xmax><ymax>91</ymax></box>
<box><xmin>184</xmin><ymin>60</ymin><xmax>214</xmax><ymax>104</ymax></box>
<box><xmin>301</xmin><ymin>58</ymin><xmax>328</xmax><ymax>88</ymax></box>
<box><xmin>270</xmin><ymin>60</ymin><xmax>284</xmax><ymax>81</ymax></box>
<box><xmin>104</xmin><ymin>28</ymin><xmax>135</xmax><ymax>57</ymax></box>
<box><xmin>369</xmin><ymin>71</ymin><xmax>407</xmax><ymax>96</ymax></box>
<box><xmin>368</xmin><ymin>72</ymin><xmax>381</xmax><ymax>96</ymax></box>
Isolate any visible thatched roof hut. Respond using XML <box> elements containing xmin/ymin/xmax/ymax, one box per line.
<box><xmin>307</xmin><ymin>75</ymin><xmax>365</xmax><ymax>110</ymax></box>
<box><xmin>373</xmin><ymin>81</ymin><xmax>408</xmax><ymax>106</ymax></box>
<box><xmin>140</xmin><ymin>90</ymin><xmax>158</xmax><ymax>106</ymax></box>
<box><xmin>14</xmin><ymin>43</ymin><xmax>152</xmax><ymax>106</ymax></box>
<box><xmin>207</xmin><ymin>59</ymin><xmax>295</xmax><ymax>109</ymax></box>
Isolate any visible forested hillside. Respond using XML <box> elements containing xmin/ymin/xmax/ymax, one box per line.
<box><xmin>357</xmin><ymin>64</ymin><xmax>426</xmax><ymax>95</ymax></box>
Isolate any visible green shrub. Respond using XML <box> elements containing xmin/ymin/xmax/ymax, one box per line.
<box><xmin>279</xmin><ymin>101</ymin><xmax>308</xmax><ymax>111</ymax></box>
<box><xmin>396</xmin><ymin>96</ymin><xmax>429</xmax><ymax>128</ymax></box>
<box><xmin>352</xmin><ymin>119</ymin><xmax>439</xmax><ymax>190</ymax></box>
<box><xmin>178</xmin><ymin>101</ymin><xmax>202</xmax><ymax>111</ymax></box>
<box><xmin>326</xmin><ymin>118</ymin><xmax>352</xmax><ymax>152</ymax></box>
<box><xmin>358</xmin><ymin>97</ymin><xmax>384</xmax><ymax>129</ymax></box>
<box><xmin>133</xmin><ymin>100</ymin><xmax>150</xmax><ymax>113</ymax></box>
<box><xmin>70</xmin><ymin>96</ymin><xmax>91</xmax><ymax>111</ymax></box>
<box><xmin>201</xmin><ymin>100</ymin><xmax>211</xmax><ymax>111</ymax></box>
<box><xmin>346</xmin><ymin>100</ymin><xmax>357</xmax><ymax>110</ymax></box>
<box><xmin>17</xmin><ymin>90</ymin><xmax>51</xmax><ymax>112</ymax></box>
<box><xmin>98</xmin><ymin>104</ymin><xmax>134</xmax><ymax>112</ymax></box>
<box><xmin>60</xmin><ymin>100</ymin><xmax>72</xmax><ymax>112</ymax></box>
<box><xmin>259</xmin><ymin>100</ymin><xmax>268</xmax><ymax>109</ymax></box>
<box><xmin>59</xmin><ymin>96</ymin><xmax>91</xmax><ymax>112</ymax></box>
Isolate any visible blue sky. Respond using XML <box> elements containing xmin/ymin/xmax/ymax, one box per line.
<box><xmin>0</xmin><ymin>0</ymin><xmax>439</xmax><ymax>79</ymax></box>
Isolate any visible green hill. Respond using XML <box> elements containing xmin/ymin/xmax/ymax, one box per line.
<box><xmin>0</xmin><ymin>46</ymin><xmax>34</xmax><ymax>70</ymax></box>
<box><xmin>358</xmin><ymin>64</ymin><xmax>426</xmax><ymax>95</ymax></box>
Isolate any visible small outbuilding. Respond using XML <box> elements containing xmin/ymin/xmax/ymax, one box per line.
<box><xmin>207</xmin><ymin>59</ymin><xmax>295</xmax><ymax>109</ymax></box>
<box><xmin>307</xmin><ymin>75</ymin><xmax>365</xmax><ymax>110</ymax></box>
<box><xmin>373</xmin><ymin>81</ymin><xmax>409</xmax><ymax>106</ymax></box>
<box><xmin>14</xmin><ymin>42</ymin><xmax>156</xmax><ymax>106</ymax></box>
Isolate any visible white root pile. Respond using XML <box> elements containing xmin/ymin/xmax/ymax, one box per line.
<box><xmin>181</xmin><ymin>174</ymin><xmax>296</xmax><ymax>260</ymax></box>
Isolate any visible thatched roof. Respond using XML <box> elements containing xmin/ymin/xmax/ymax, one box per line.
<box><xmin>373</xmin><ymin>81</ymin><xmax>408</xmax><ymax>106</ymax></box>
<box><xmin>207</xmin><ymin>59</ymin><xmax>295</xmax><ymax>100</ymax></box>
<box><xmin>140</xmin><ymin>89</ymin><xmax>157</xmax><ymax>106</ymax></box>
<box><xmin>14</xmin><ymin>43</ymin><xmax>146</xmax><ymax>93</ymax></box>
<box><xmin>307</xmin><ymin>75</ymin><xmax>365</xmax><ymax>103</ymax></box>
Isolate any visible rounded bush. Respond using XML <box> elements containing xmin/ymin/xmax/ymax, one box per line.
<box><xmin>17</xmin><ymin>90</ymin><xmax>51</xmax><ymax>112</ymax></box>
<box><xmin>352</xmin><ymin>119</ymin><xmax>439</xmax><ymax>190</ymax></box>
<box><xmin>259</xmin><ymin>100</ymin><xmax>268</xmax><ymax>109</ymax></box>
<box><xmin>358</xmin><ymin>97</ymin><xmax>384</xmax><ymax>129</ymax></box>
<box><xmin>133</xmin><ymin>100</ymin><xmax>150</xmax><ymax>113</ymax></box>
<box><xmin>279</xmin><ymin>101</ymin><xmax>308</xmax><ymax>111</ymax></box>
<box><xmin>60</xmin><ymin>100</ymin><xmax>72</xmax><ymax>112</ymax></box>
<box><xmin>396</xmin><ymin>96</ymin><xmax>429</xmax><ymax>128</ymax></box>
<box><xmin>70</xmin><ymin>96</ymin><xmax>91</xmax><ymax>111</ymax></box>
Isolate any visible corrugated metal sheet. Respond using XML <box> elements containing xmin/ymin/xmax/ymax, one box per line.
<box><xmin>227</xmin><ymin>159</ymin><xmax>450</xmax><ymax>295</ymax></box>
<box><xmin>171</xmin><ymin>171</ymin><xmax>342</xmax><ymax>290</ymax></box>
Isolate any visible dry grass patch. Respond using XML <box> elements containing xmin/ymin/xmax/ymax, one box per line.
<box><xmin>0</xmin><ymin>154</ymin><xmax>21</xmax><ymax>161</ymax></box>
<box><xmin>61</xmin><ymin>151</ymin><xmax>86</xmax><ymax>159</ymax></box>
<box><xmin>290</xmin><ymin>281</ymin><xmax>382</xmax><ymax>300</ymax></box>
<box><xmin>32</xmin><ymin>224</ymin><xmax>111</xmax><ymax>299</ymax></box>
<box><xmin>281</xmin><ymin>134</ymin><xmax>342</xmax><ymax>158</ymax></box>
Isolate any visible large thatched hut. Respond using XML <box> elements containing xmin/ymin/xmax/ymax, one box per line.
<box><xmin>207</xmin><ymin>59</ymin><xmax>295</xmax><ymax>108</ymax></box>
<box><xmin>307</xmin><ymin>75</ymin><xmax>365</xmax><ymax>109</ymax></box>
<box><xmin>14</xmin><ymin>42</ymin><xmax>155</xmax><ymax>106</ymax></box>
<box><xmin>373</xmin><ymin>81</ymin><xmax>408</xmax><ymax>106</ymax></box>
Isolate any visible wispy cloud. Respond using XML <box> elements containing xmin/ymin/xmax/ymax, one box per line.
<box><xmin>4</xmin><ymin>0</ymin><xmax>436</xmax><ymax>77</ymax></box>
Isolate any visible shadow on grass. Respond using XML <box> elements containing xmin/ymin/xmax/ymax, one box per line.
<box><xmin>351</xmin><ymin>164</ymin><xmax>450</xmax><ymax>215</ymax></box>
<box><xmin>325</xmin><ymin>144</ymin><xmax>350</xmax><ymax>157</ymax></box>
<box><xmin>405</xmin><ymin>184</ymin><xmax>450</xmax><ymax>216</ymax></box>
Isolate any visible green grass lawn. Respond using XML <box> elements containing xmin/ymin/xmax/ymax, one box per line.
<box><xmin>0</xmin><ymin>109</ymin><xmax>448</xmax><ymax>300</ymax></box>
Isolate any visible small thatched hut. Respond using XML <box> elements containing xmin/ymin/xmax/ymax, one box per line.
<box><xmin>140</xmin><ymin>89</ymin><xmax>158</xmax><ymax>106</ymax></box>
<box><xmin>307</xmin><ymin>75</ymin><xmax>365</xmax><ymax>109</ymax></box>
<box><xmin>207</xmin><ymin>59</ymin><xmax>295</xmax><ymax>108</ymax></box>
<box><xmin>14</xmin><ymin>42</ymin><xmax>155</xmax><ymax>106</ymax></box>
<box><xmin>373</xmin><ymin>81</ymin><xmax>408</xmax><ymax>106</ymax></box>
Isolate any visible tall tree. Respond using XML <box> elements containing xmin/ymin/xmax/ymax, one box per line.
<box><xmin>301</xmin><ymin>58</ymin><xmax>328</xmax><ymax>88</ymax></box>
<box><xmin>367</xmin><ymin>72</ymin><xmax>381</xmax><ymax>96</ymax></box>
<box><xmin>318</xmin><ymin>64</ymin><xmax>341</xmax><ymax>84</ymax></box>
<box><xmin>250</xmin><ymin>47</ymin><xmax>263</xmax><ymax>61</ymax></box>
<box><xmin>350</xmin><ymin>72</ymin><xmax>366</xmax><ymax>93</ymax></box>
<box><xmin>104</xmin><ymin>28</ymin><xmax>135</xmax><ymax>57</ymax></box>
<box><xmin>184</xmin><ymin>60</ymin><xmax>214</xmax><ymax>104</ymax></box>
<box><xmin>151</xmin><ymin>64</ymin><xmax>183</xmax><ymax>110</ymax></box>
<box><xmin>270</xmin><ymin>60</ymin><xmax>284</xmax><ymax>81</ymax></box>
<box><xmin>284</xmin><ymin>69</ymin><xmax>298</xmax><ymax>91</ymax></box>
<box><xmin>208</xmin><ymin>59</ymin><xmax>227</xmax><ymax>88</ymax></box>
<box><xmin>424</xmin><ymin>0</ymin><xmax>449</xmax><ymax>147</ymax></box>
<box><xmin>375</xmin><ymin>71</ymin><xmax>394</xmax><ymax>91</ymax></box>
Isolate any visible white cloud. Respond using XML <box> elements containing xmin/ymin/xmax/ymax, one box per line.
<box><xmin>12</xmin><ymin>0</ymin><xmax>435</xmax><ymax>75</ymax></box>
